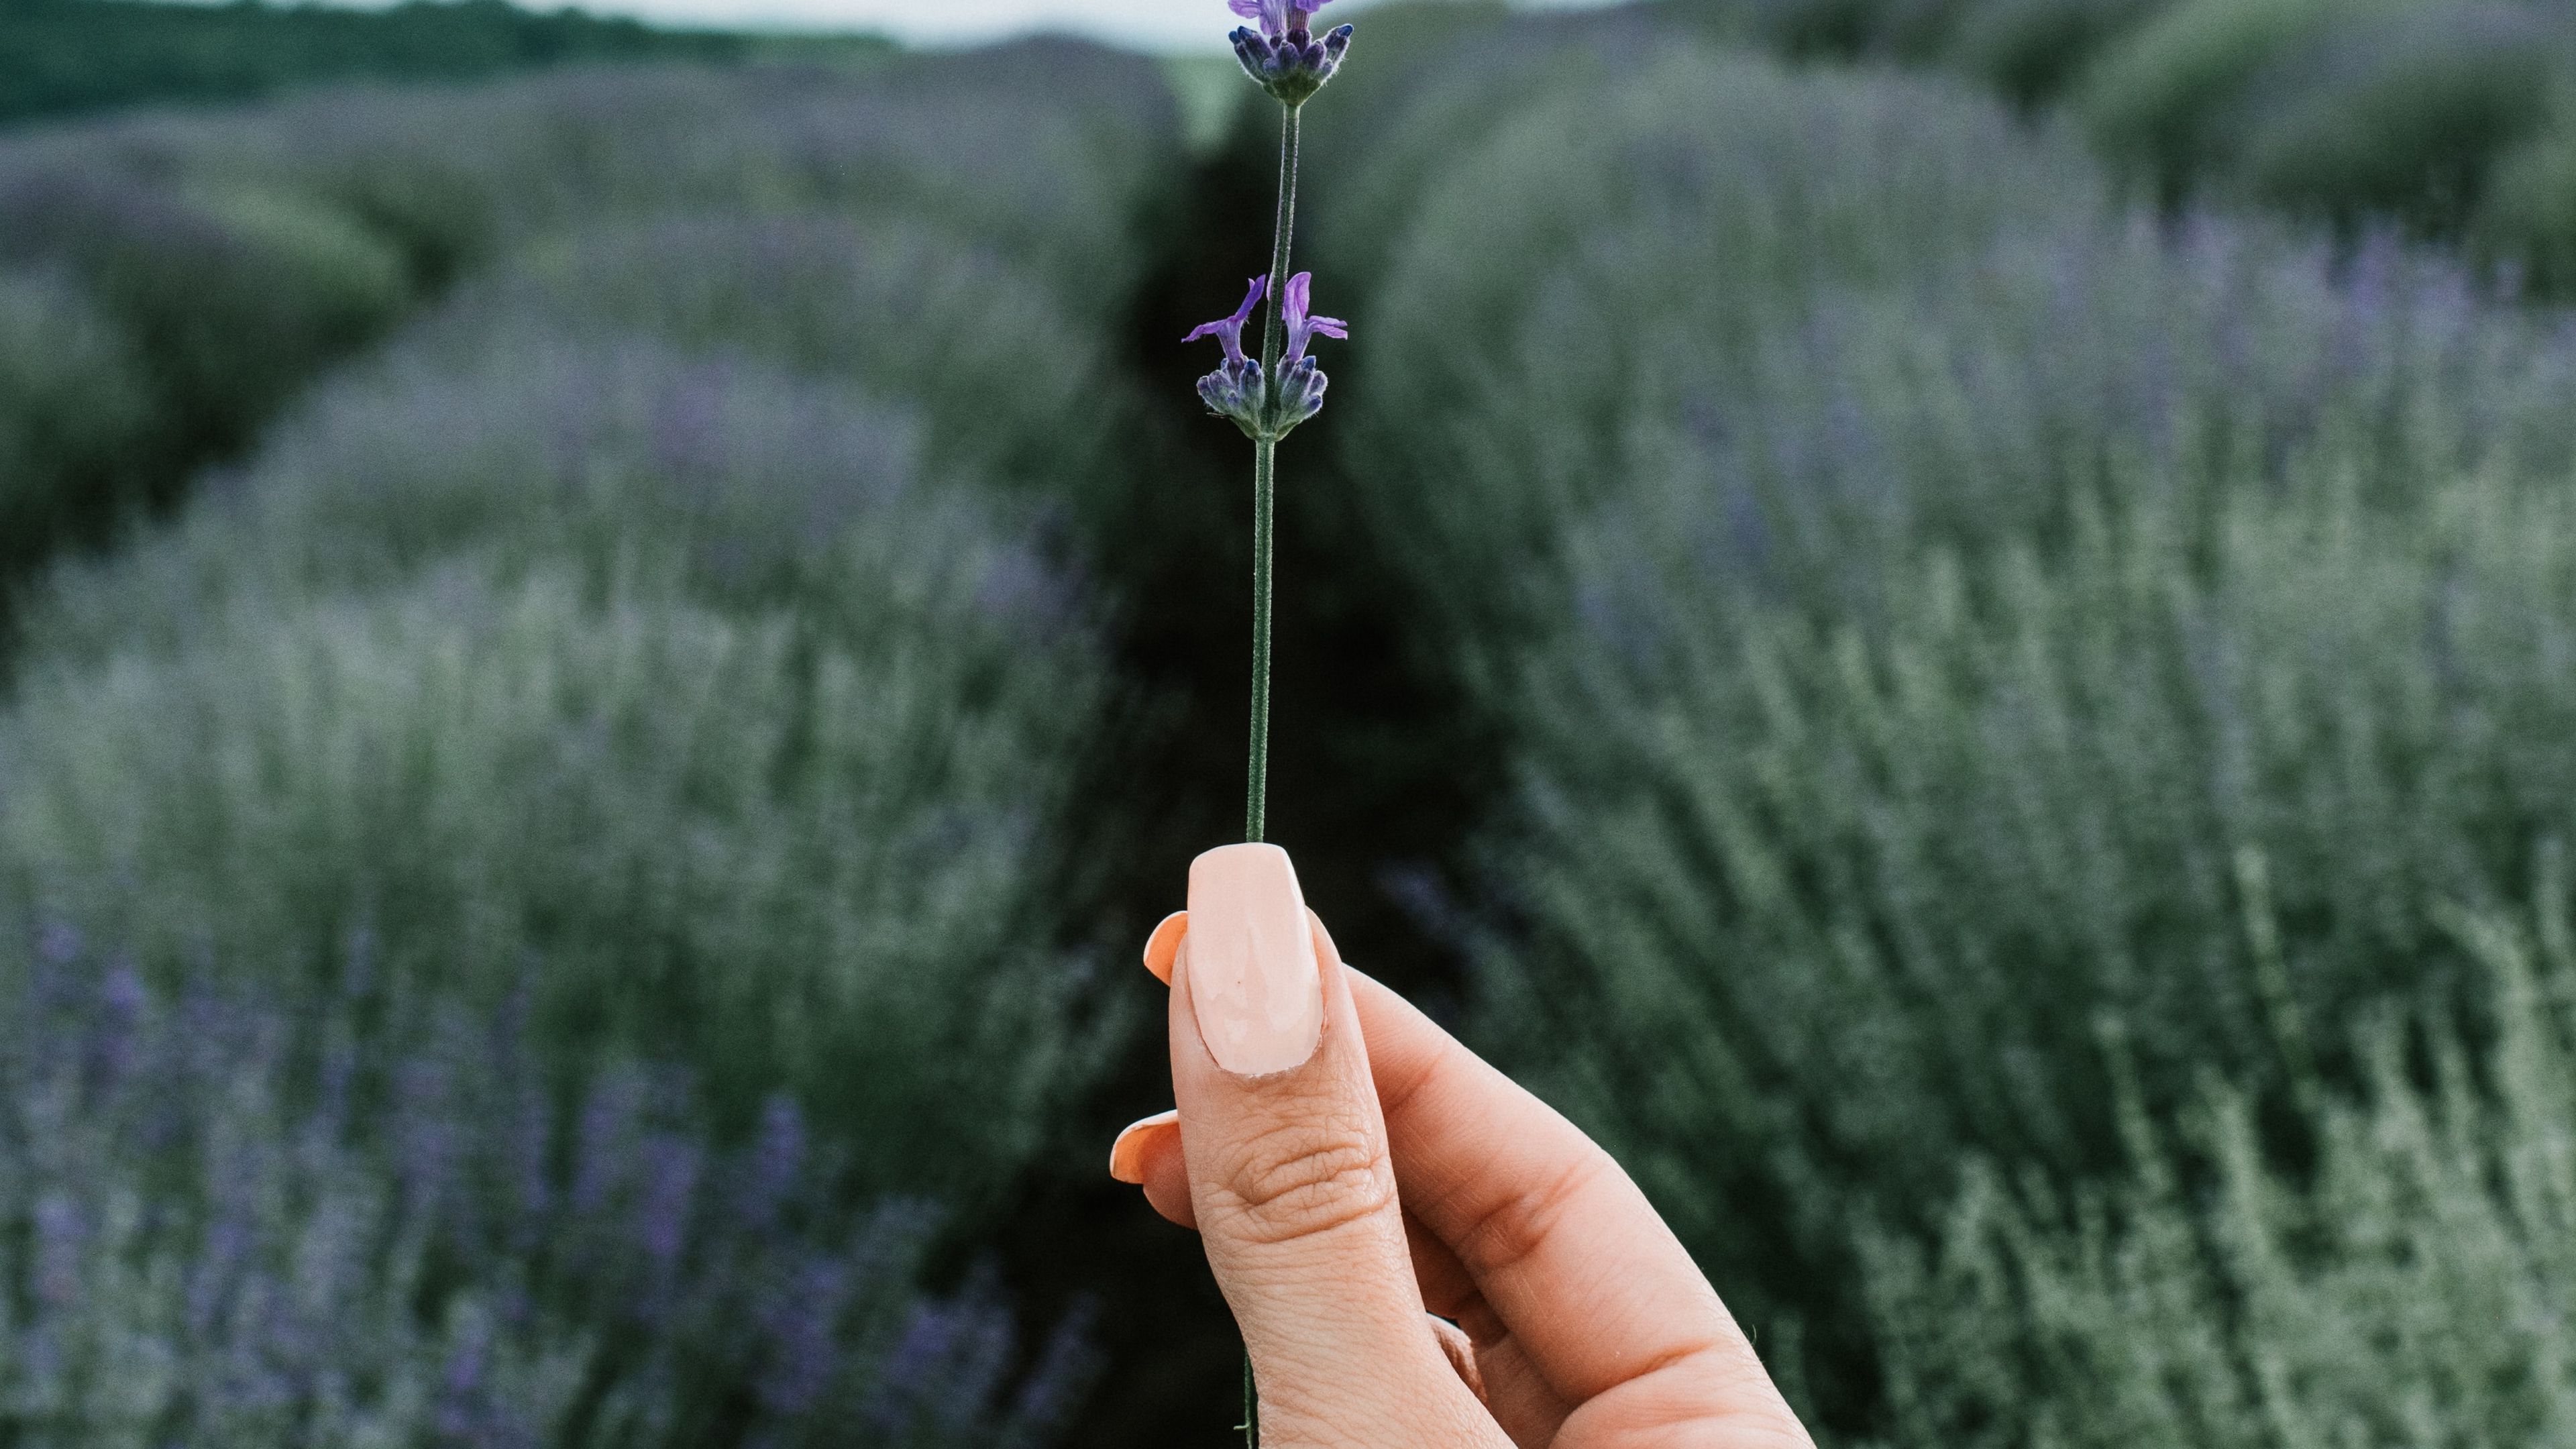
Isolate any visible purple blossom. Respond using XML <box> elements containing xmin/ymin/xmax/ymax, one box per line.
<box><xmin>1281</xmin><ymin>271</ymin><xmax>1347</xmax><ymax>364</ymax></box>
<box><xmin>1227</xmin><ymin>0</ymin><xmax>1336</xmax><ymax>39</ymax></box>
<box><xmin>1229</xmin><ymin>16</ymin><xmax>1354</xmax><ymax>103</ymax></box>
<box><xmin>1184</xmin><ymin>275</ymin><xmax>1267</xmax><ymax>364</ymax></box>
<box><xmin>0</xmin><ymin>939</ymin><xmax>1096</xmax><ymax>1444</ymax></box>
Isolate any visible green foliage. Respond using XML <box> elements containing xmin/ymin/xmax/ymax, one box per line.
<box><xmin>462</xmin><ymin>214</ymin><xmax>1142</xmax><ymax>525</ymax></box>
<box><xmin>0</xmin><ymin>936</ymin><xmax>1088</xmax><ymax>1448</ymax></box>
<box><xmin>1662</xmin><ymin>0</ymin><xmax>2576</xmax><ymax>294</ymax></box>
<box><xmin>1941</xmin><ymin>0</ymin><xmax>2161</xmax><ymax>106</ymax></box>
<box><xmin>6</xmin><ymin>564</ymin><xmax>1099</xmax><ymax>1208</ymax></box>
<box><xmin>5</xmin><ymin>331</ymin><xmax>1108</xmax><ymax>1206</ymax></box>
<box><xmin>1864</xmin><ymin>879</ymin><xmax>2576</xmax><ymax>1447</ymax></box>
<box><xmin>1328</xmin><ymin>32</ymin><xmax>2576</xmax><ymax>1430</ymax></box>
<box><xmin>1297</xmin><ymin>3</ymin><xmax>1632</xmax><ymax>304</ymax></box>
<box><xmin>1337</xmin><ymin>44</ymin><xmax>2098</xmax><ymax>658</ymax></box>
<box><xmin>2229</xmin><ymin>5</ymin><xmax>2568</xmax><ymax>231</ymax></box>
<box><xmin>0</xmin><ymin>169</ymin><xmax>411</xmax><ymax>517</ymax></box>
<box><xmin>1485</xmin><ymin>470</ymin><xmax>2576</xmax><ymax>1323</ymax></box>
<box><xmin>0</xmin><ymin>0</ymin><xmax>785</xmax><ymax>127</ymax></box>
<box><xmin>2071</xmin><ymin>0</ymin><xmax>2351</xmax><ymax>199</ymax></box>
<box><xmin>2477</xmin><ymin>100</ymin><xmax>2576</xmax><ymax>296</ymax></box>
<box><xmin>0</xmin><ymin>41</ymin><xmax>1179</xmax><ymax>1436</ymax></box>
<box><xmin>222</xmin><ymin>49</ymin><xmax>1181</xmax><ymax>310</ymax></box>
<box><xmin>0</xmin><ymin>32</ymin><xmax>1186</xmax><ymax>1226</ymax></box>
<box><xmin>0</xmin><ymin>44</ymin><xmax>1180</xmax><ymax>598</ymax></box>
<box><xmin>0</xmin><ymin>269</ymin><xmax>146</xmax><ymax>566</ymax></box>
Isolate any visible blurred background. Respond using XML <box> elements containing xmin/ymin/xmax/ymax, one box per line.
<box><xmin>3</xmin><ymin>0</ymin><xmax>2576</xmax><ymax>1443</ymax></box>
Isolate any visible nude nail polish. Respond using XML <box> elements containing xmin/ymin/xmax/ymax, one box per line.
<box><xmin>1183</xmin><ymin>843</ymin><xmax>1322</xmax><ymax>1075</ymax></box>
<box><xmin>1142</xmin><ymin>910</ymin><xmax>1187</xmax><ymax>985</ymax></box>
<box><xmin>1109</xmin><ymin>1109</ymin><xmax>1179</xmax><ymax>1183</ymax></box>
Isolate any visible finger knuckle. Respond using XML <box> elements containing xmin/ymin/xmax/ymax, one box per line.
<box><xmin>1211</xmin><ymin>1112</ymin><xmax>1395</xmax><ymax>1244</ymax></box>
<box><xmin>1452</xmin><ymin>1142</ymin><xmax>1613</xmax><ymax>1279</ymax></box>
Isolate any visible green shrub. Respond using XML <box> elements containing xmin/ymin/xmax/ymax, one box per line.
<box><xmin>184</xmin><ymin>50</ymin><xmax>1181</xmax><ymax>316</ymax></box>
<box><xmin>1485</xmin><ymin>464</ymin><xmax>2576</xmax><ymax>1284</ymax></box>
<box><xmin>0</xmin><ymin>934</ymin><xmax>1090</xmax><ymax>1448</ymax></box>
<box><xmin>461</xmin><ymin>214</ymin><xmax>1139</xmax><ymax>527</ymax></box>
<box><xmin>1340</xmin><ymin>47</ymin><xmax>2100</xmax><ymax>656</ymax></box>
<box><xmin>1862</xmin><ymin>877</ymin><xmax>2576</xmax><ymax>1448</ymax></box>
<box><xmin>1939</xmin><ymin>0</ymin><xmax>2164</xmax><ymax>105</ymax></box>
<box><xmin>0</xmin><ymin>168</ymin><xmax>409</xmax><ymax>510</ymax></box>
<box><xmin>0</xmin><ymin>269</ymin><xmax>148</xmax><ymax>566</ymax></box>
<box><xmin>0</xmin><ymin>0</ymin><xmax>761</xmax><ymax>127</ymax></box>
<box><xmin>0</xmin><ymin>44</ymin><xmax>1181</xmax><ymax>595</ymax></box>
<box><xmin>1299</xmin><ymin>7</ymin><xmax>1662</xmax><ymax>308</ymax></box>
<box><xmin>2477</xmin><ymin>101</ymin><xmax>2576</xmax><ymax>297</ymax></box>
<box><xmin>4</xmin><ymin>336</ymin><xmax>1111</xmax><ymax>1210</ymax></box>
<box><xmin>2231</xmin><ymin>5</ymin><xmax>2568</xmax><ymax>233</ymax></box>
<box><xmin>2073</xmin><ymin>0</ymin><xmax>2355</xmax><ymax>199</ymax></box>
<box><xmin>1325</xmin><ymin>32</ymin><xmax>2576</xmax><ymax>1432</ymax></box>
<box><xmin>1</xmin><ymin>560</ymin><xmax>1103</xmax><ymax>1210</ymax></box>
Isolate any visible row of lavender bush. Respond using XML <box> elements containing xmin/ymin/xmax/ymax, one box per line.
<box><xmin>0</xmin><ymin>925</ymin><xmax>1089</xmax><ymax>1446</ymax></box>
<box><xmin>1866</xmin><ymin>868</ymin><xmax>2576</xmax><ymax>1447</ymax></box>
<box><xmin>1306</xmin><ymin>16</ymin><xmax>2576</xmax><ymax>1437</ymax></box>
<box><xmin>1661</xmin><ymin>0</ymin><xmax>2576</xmax><ymax>299</ymax></box>
<box><xmin>0</xmin><ymin>40</ymin><xmax>1186</xmax><ymax>1441</ymax></box>
<box><xmin>0</xmin><ymin>42</ymin><xmax>1173</xmax><ymax>592</ymax></box>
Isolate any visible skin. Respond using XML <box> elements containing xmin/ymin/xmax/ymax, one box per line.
<box><xmin>1114</xmin><ymin>896</ymin><xmax>1817</xmax><ymax>1449</ymax></box>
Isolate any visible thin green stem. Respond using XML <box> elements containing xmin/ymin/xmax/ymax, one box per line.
<box><xmin>1258</xmin><ymin>103</ymin><xmax>1300</xmax><ymax>385</ymax></box>
<box><xmin>1239</xmin><ymin>99</ymin><xmax>1304</xmax><ymax>1447</ymax></box>
<box><xmin>1246</xmin><ymin>100</ymin><xmax>1300</xmax><ymax>846</ymax></box>
<box><xmin>1248</xmin><ymin>436</ymin><xmax>1275</xmax><ymax>843</ymax></box>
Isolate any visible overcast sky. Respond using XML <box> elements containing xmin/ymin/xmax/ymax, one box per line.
<box><xmin>597</xmin><ymin>0</ymin><xmax>1381</xmax><ymax>50</ymax></box>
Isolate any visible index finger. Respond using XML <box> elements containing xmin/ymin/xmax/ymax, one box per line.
<box><xmin>1338</xmin><ymin>955</ymin><xmax>1806</xmax><ymax>1440</ymax></box>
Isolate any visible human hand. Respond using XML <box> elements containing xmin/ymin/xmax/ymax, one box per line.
<box><xmin>1109</xmin><ymin>843</ymin><xmax>1815</xmax><ymax>1449</ymax></box>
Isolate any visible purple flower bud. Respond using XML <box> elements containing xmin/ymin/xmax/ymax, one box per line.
<box><xmin>1197</xmin><ymin>356</ymin><xmax>1267</xmax><ymax>438</ymax></box>
<box><xmin>1226</xmin><ymin>9</ymin><xmax>1353</xmax><ymax>104</ymax></box>
<box><xmin>1279</xmin><ymin>356</ymin><xmax>1330</xmax><ymax>430</ymax></box>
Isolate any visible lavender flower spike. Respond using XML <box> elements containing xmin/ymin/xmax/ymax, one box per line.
<box><xmin>1189</xmin><ymin>276</ymin><xmax>1270</xmax><ymax>437</ymax></box>
<box><xmin>1281</xmin><ymin>272</ymin><xmax>1347</xmax><ymax>364</ymax></box>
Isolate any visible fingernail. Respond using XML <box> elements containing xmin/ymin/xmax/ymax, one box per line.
<box><xmin>1184</xmin><ymin>843</ymin><xmax>1322</xmax><ymax>1075</ymax></box>
<box><xmin>1109</xmin><ymin>1109</ymin><xmax>1179</xmax><ymax>1183</ymax></box>
<box><xmin>1142</xmin><ymin>910</ymin><xmax>1187</xmax><ymax>985</ymax></box>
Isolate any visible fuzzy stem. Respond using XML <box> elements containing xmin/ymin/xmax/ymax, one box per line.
<box><xmin>1246</xmin><ymin>101</ymin><xmax>1300</xmax><ymax>845</ymax></box>
<box><xmin>1238</xmin><ymin>99</ymin><xmax>1305</xmax><ymax>1448</ymax></box>
<box><xmin>1248</xmin><ymin>435</ymin><xmax>1276</xmax><ymax>844</ymax></box>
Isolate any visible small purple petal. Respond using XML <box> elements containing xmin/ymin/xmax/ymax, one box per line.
<box><xmin>1225</xmin><ymin>0</ymin><xmax>1293</xmax><ymax>36</ymax></box>
<box><xmin>1184</xmin><ymin>276</ymin><xmax>1268</xmax><ymax>365</ymax></box>
<box><xmin>1281</xmin><ymin>272</ymin><xmax>1346</xmax><ymax>364</ymax></box>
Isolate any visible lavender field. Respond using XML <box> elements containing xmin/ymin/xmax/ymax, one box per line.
<box><xmin>4</xmin><ymin>2</ymin><xmax>2576</xmax><ymax>1444</ymax></box>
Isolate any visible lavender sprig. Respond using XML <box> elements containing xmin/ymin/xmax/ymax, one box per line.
<box><xmin>1179</xmin><ymin>12</ymin><xmax>1358</xmax><ymax>1440</ymax></box>
<box><xmin>1185</xmin><ymin>8</ymin><xmax>1354</xmax><ymax>847</ymax></box>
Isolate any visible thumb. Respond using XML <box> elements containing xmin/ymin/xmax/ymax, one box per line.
<box><xmin>1169</xmin><ymin>844</ymin><xmax>1503</xmax><ymax>1448</ymax></box>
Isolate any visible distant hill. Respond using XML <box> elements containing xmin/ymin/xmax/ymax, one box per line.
<box><xmin>0</xmin><ymin>0</ymin><xmax>893</xmax><ymax>126</ymax></box>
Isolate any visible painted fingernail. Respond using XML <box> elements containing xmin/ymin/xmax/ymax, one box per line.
<box><xmin>1110</xmin><ymin>1109</ymin><xmax>1179</xmax><ymax>1183</ymax></box>
<box><xmin>1142</xmin><ymin>910</ymin><xmax>1187</xmax><ymax>985</ymax></box>
<box><xmin>1183</xmin><ymin>843</ymin><xmax>1322</xmax><ymax>1076</ymax></box>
